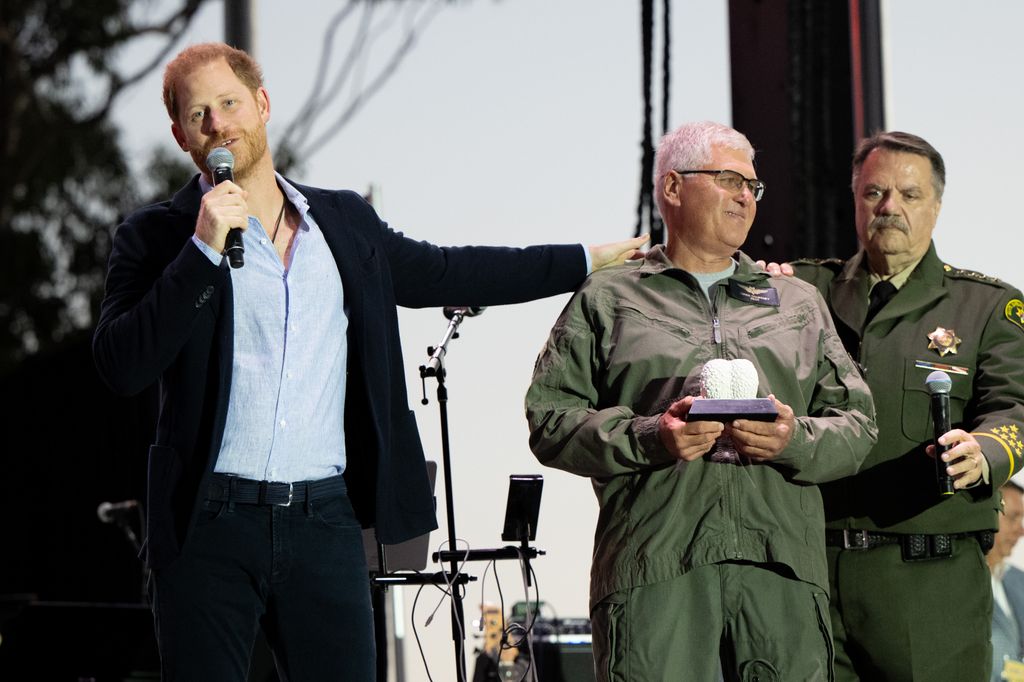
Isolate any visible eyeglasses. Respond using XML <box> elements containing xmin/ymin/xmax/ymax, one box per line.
<box><xmin>675</xmin><ymin>169</ymin><xmax>766</xmax><ymax>202</ymax></box>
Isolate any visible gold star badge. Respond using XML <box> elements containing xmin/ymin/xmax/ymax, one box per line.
<box><xmin>927</xmin><ymin>327</ymin><xmax>962</xmax><ymax>356</ymax></box>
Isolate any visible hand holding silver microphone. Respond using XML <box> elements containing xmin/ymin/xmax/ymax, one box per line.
<box><xmin>202</xmin><ymin>147</ymin><xmax>247</xmax><ymax>267</ymax></box>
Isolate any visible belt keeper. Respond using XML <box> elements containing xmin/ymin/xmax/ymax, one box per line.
<box><xmin>900</xmin><ymin>534</ymin><xmax>929</xmax><ymax>561</ymax></box>
<box><xmin>931</xmin><ymin>534</ymin><xmax>953</xmax><ymax>558</ymax></box>
<box><xmin>900</xmin><ymin>533</ymin><xmax>956</xmax><ymax>561</ymax></box>
<box><xmin>977</xmin><ymin>530</ymin><xmax>995</xmax><ymax>554</ymax></box>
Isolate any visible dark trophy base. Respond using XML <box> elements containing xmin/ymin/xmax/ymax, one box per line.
<box><xmin>687</xmin><ymin>398</ymin><xmax>778</xmax><ymax>422</ymax></box>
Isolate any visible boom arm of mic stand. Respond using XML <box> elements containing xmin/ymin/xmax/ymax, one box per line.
<box><xmin>420</xmin><ymin>311</ymin><xmax>466</xmax><ymax>379</ymax></box>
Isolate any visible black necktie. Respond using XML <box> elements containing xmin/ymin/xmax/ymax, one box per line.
<box><xmin>865</xmin><ymin>280</ymin><xmax>897</xmax><ymax>326</ymax></box>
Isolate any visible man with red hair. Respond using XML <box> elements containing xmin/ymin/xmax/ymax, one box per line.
<box><xmin>94</xmin><ymin>42</ymin><xmax>644</xmax><ymax>681</ymax></box>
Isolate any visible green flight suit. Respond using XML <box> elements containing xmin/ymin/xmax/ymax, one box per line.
<box><xmin>792</xmin><ymin>242</ymin><xmax>1024</xmax><ymax>681</ymax></box>
<box><xmin>527</xmin><ymin>246</ymin><xmax>877</xmax><ymax>680</ymax></box>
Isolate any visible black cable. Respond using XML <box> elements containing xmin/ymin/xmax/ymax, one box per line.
<box><xmin>636</xmin><ymin>0</ymin><xmax>673</xmax><ymax>245</ymax></box>
<box><xmin>635</xmin><ymin>0</ymin><xmax>655</xmax><ymax>241</ymax></box>
<box><xmin>411</xmin><ymin>583</ymin><xmax>436</xmax><ymax>682</ymax></box>
<box><xmin>661</xmin><ymin>0</ymin><xmax>671</xmax><ymax>137</ymax></box>
<box><xmin>651</xmin><ymin>0</ymin><xmax>670</xmax><ymax>243</ymax></box>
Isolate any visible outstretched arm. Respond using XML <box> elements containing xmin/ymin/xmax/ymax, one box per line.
<box><xmin>588</xmin><ymin>234</ymin><xmax>650</xmax><ymax>271</ymax></box>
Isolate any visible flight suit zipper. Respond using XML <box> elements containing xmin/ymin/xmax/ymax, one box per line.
<box><xmin>710</xmin><ymin>283</ymin><xmax>744</xmax><ymax>559</ymax></box>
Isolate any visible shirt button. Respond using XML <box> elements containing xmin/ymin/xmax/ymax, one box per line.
<box><xmin>279</xmin><ymin>419</ymin><xmax>287</xmax><ymax>428</ymax></box>
<box><xmin>286</xmin><ymin>372</ymin><xmax>293</xmax><ymax>379</ymax></box>
<box><xmin>260</xmin><ymin>238</ymin><xmax>268</xmax><ymax>245</ymax></box>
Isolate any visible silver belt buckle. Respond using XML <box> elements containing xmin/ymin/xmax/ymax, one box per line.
<box><xmin>843</xmin><ymin>529</ymin><xmax>870</xmax><ymax>550</ymax></box>
<box><xmin>263</xmin><ymin>481</ymin><xmax>293</xmax><ymax>507</ymax></box>
<box><xmin>276</xmin><ymin>482</ymin><xmax>294</xmax><ymax>507</ymax></box>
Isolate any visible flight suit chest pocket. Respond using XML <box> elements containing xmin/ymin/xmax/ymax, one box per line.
<box><xmin>741</xmin><ymin>304</ymin><xmax>817</xmax><ymax>387</ymax></box>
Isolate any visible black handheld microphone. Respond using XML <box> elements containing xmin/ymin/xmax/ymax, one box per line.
<box><xmin>925</xmin><ymin>370</ymin><xmax>955</xmax><ymax>496</ymax></box>
<box><xmin>205</xmin><ymin>147</ymin><xmax>244</xmax><ymax>268</ymax></box>
<box><xmin>442</xmin><ymin>306</ymin><xmax>486</xmax><ymax>320</ymax></box>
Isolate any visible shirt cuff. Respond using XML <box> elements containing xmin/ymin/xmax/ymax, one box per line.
<box><xmin>191</xmin><ymin>234</ymin><xmax>225</xmax><ymax>265</ymax></box>
<box><xmin>582</xmin><ymin>244</ymin><xmax>593</xmax><ymax>274</ymax></box>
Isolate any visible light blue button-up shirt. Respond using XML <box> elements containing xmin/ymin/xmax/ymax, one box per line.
<box><xmin>192</xmin><ymin>175</ymin><xmax>347</xmax><ymax>482</ymax></box>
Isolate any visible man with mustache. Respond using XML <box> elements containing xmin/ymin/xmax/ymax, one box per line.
<box><xmin>526</xmin><ymin>121</ymin><xmax>877</xmax><ymax>680</ymax></box>
<box><xmin>92</xmin><ymin>42</ymin><xmax>645</xmax><ymax>681</ymax></box>
<box><xmin>785</xmin><ymin>131</ymin><xmax>1024</xmax><ymax>680</ymax></box>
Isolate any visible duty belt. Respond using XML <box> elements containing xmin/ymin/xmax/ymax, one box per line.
<box><xmin>825</xmin><ymin>529</ymin><xmax>994</xmax><ymax>562</ymax></box>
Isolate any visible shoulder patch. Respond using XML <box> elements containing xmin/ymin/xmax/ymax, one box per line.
<box><xmin>1007</xmin><ymin>299</ymin><xmax>1024</xmax><ymax>332</ymax></box>
<box><xmin>943</xmin><ymin>263</ymin><xmax>1004</xmax><ymax>285</ymax></box>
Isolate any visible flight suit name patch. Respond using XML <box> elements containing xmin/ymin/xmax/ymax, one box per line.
<box><xmin>728</xmin><ymin>280</ymin><xmax>780</xmax><ymax>307</ymax></box>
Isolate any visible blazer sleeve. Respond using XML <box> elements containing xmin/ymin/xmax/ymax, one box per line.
<box><xmin>92</xmin><ymin>207</ymin><xmax>229</xmax><ymax>396</ymax></box>
<box><xmin>338</xmin><ymin>193</ymin><xmax>588</xmax><ymax>308</ymax></box>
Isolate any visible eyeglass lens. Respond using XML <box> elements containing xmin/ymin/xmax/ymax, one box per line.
<box><xmin>716</xmin><ymin>170</ymin><xmax>765</xmax><ymax>201</ymax></box>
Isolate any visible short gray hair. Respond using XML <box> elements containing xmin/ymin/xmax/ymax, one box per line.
<box><xmin>654</xmin><ymin>121</ymin><xmax>755</xmax><ymax>218</ymax></box>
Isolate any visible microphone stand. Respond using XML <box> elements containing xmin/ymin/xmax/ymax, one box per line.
<box><xmin>370</xmin><ymin>309</ymin><xmax>477</xmax><ymax>682</ymax></box>
<box><xmin>421</xmin><ymin>308</ymin><xmax>472</xmax><ymax>681</ymax></box>
<box><xmin>372</xmin><ymin>309</ymin><xmax>547</xmax><ymax>682</ymax></box>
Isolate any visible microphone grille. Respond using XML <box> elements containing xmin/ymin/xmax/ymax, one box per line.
<box><xmin>206</xmin><ymin>147</ymin><xmax>234</xmax><ymax>171</ymax></box>
<box><xmin>924</xmin><ymin>370</ymin><xmax>952</xmax><ymax>395</ymax></box>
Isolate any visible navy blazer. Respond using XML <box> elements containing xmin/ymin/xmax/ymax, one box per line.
<box><xmin>93</xmin><ymin>176</ymin><xmax>586</xmax><ymax>569</ymax></box>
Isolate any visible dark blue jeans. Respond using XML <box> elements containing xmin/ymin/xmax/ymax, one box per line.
<box><xmin>151</xmin><ymin>484</ymin><xmax>375</xmax><ymax>681</ymax></box>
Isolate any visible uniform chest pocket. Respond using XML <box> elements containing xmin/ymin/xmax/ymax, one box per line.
<box><xmin>900</xmin><ymin>358</ymin><xmax>972</xmax><ymax>442</ymax></box>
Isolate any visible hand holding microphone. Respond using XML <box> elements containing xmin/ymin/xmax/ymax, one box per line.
<box><xmin>202</xmin><ymin>147</ymin><xmax>247</xmax><ymax>267</ymax></box>
<box><xmin>925</xmin><ymin>371</ymin><xmax>985</xmax><ymax>493</ymax></box>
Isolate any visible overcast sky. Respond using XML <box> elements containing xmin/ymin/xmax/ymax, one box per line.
<box><xmin>111</xmin><ymin>1</ymin><xmax>1024</xmax><ymax>679</ymax></box>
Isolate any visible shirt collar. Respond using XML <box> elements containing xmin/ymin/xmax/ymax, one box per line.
<box><xmin>198</xmin><ymin>172</ymin><xmax>311</xmax><ymax>231</ymax></box>
<box><xmin>867</xmin><ymin>253</ymin><xmax>927</xmax><ymax>291</ymax></box>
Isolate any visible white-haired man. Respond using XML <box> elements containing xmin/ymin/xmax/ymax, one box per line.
<box><xmin>526</xmin><ymin>120</ymin><xmax>877</xmax><ymax>680</ymax></box>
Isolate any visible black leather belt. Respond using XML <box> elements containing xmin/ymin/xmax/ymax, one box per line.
<box><xmin>206</xmin><ymin>473</ymin><xmax>345</xmax><ymax>507</ymax></box>
<box><xmin>825</xmin><ymin>529</ymin><xmax>994</xmax><ymax>561</ymax></box>
<box><xmin>826</xmin><ymin>529</ymin><xmax>900</xmax><ymax>550</ymax></box>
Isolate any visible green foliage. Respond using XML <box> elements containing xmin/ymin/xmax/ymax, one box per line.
<box><xmin>0</xmin><ymin>0</ymin><xmax>202</xmax><ymax>373</ymax></box>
